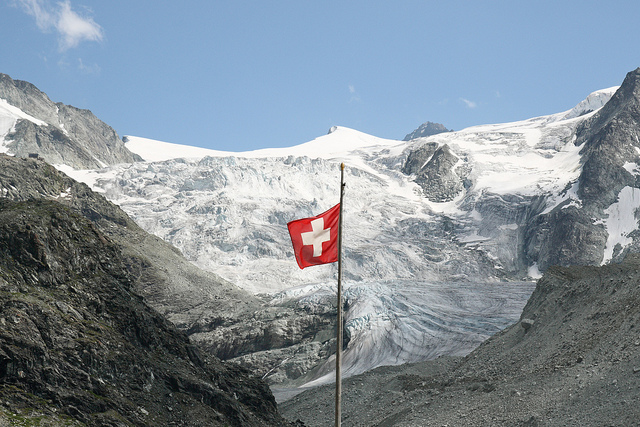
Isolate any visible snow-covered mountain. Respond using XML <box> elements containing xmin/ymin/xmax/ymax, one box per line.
<box><xmin>67</xmin><ymin>127</ymin><xmax>499</xmax><ymax>294</ymax></box>
<box><xmin>58</xmin><ymin>86</ymin><xmax>620</xmax><ymax>295</ymax></box>
<box><xmin>4</xmin><ymin>68</ymin><xmax>640</xmax><ymax>395</ymax></box>
<box><xmin>56</xmin><ymin>83</ymin><xmax>621</xmax><ymax>392</ymax></box>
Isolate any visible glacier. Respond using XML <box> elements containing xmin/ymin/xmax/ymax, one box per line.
<box><xmin>268</xmin><ymin>279</ymin><xmax>535</xmax><ymax>401</ymax></box>
<box><xmin>59</xmin><ymin>87</ymin><xmax>618</xmax><ymax>294</ymax></box>
<box><xmin>1</xmin><ymin>81</ymin><xmax>627</xmax><ymax>393</ymax></box>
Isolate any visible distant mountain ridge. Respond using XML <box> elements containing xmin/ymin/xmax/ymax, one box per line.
<box><xmin>93</xmin><ymin>81</ymin><xmax>629</xmax><ymax>292</ymax></box>
<box><xmin>403</xmin><ymin>121</ymin><xmax>452</xmax><ymax>140</ymax></box>
<box><xmin>0</xmin><ymin>73</ymin><xmax>141</xmax><ymax>168</ymax></box>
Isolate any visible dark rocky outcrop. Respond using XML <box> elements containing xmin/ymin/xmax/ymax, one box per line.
<box><xmin>524</xmin><ymin>68</ymin><xmax>640</xmax><ymax>269</ymax></box>
<box><xmin>0</xmin><ymin>73</ymin><xmax>141</xmax><ymax>169</ymax></box>
<box><xmin>524</xmin><ymin>203</ymin><xmax>608</xmax><ymax>271</ymax></box>
<box><xmin>403</xmin><ymin>121</ymin><xmax>452</xmax><ymax>141</ymax></box>
<box><xmin>400</xmin><ymin>142</ymin><xmax>438</xmax><ymax>175</ymax></box>
<box><xmin>575</xmin><ymin>68</ymin><xmax>640</xmax><ymax>208</ymax></box>
<box><xmin>281</xmin><ymin>254</ymin><xmax>640</xmax><ymax>426</ymax></box>
<box><xmin>0</xmin><ymin>198</ymin><xmax>293</xmax><ymax>426</ymax></box>
<box><xmin>412</xmin><ymin>144</ymin><xmax>464</xmax><ymax>202</ymax></box>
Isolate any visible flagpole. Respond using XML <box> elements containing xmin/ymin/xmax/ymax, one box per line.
<box><xmin>335</xmin><ymin>163</ymin><xmax>345</xmax><ymax>427</ymax></box>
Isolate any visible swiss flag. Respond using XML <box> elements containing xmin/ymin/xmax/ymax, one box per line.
<box><xmin>287</xmin><ymin>204</ymin><xmax>340</xmax><ymax>269</ymax></box>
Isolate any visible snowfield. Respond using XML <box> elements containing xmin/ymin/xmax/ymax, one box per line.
<box><xmin>57</xmin><ymin>87</ymin><xmax>619</xmax><ymax>295</ymax></box>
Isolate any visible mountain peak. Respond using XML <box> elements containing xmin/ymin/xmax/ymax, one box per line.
<box><xmin>0</xmin><ymin>73</ymin><xmax>141</xmax><ymax>169</ymax></box>
<box><xmin>574</xmin><ymin>67</ymin><xmax>640</xmax><ymax>209</ymax></box>
<box><xmin>403</xmin><ymin>121</ymin><xmax>452</xmax><ymax>141</ymax></box>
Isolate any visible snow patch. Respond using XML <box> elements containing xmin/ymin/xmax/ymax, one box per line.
<box><xmin>499</xmin><ymin>223</ymin><xmax>519</xmax><ymax>231</ymax></box>
<box><xmin>623</xmin><ymin>162</ymin><xmax>640</xmax><ymax>175</ymax></box>
<box><xmin>527</xmin><ymin>263</ymin><xmax>542</xmax><ymax>279</ymax></box>
<box><xmin>55</xmin><ymin>187</ymin><xmax>73</xmax><ymax>199</ymax></box>
<box><xmin>542</xmin><ymin>181</ymin><xmax>581</xmax><ymax>215</ymax></box>
<box><xmin>555</xmin><ymin>87</ymin><xmax>618</xmax><ymax>122</ymax></box>
<box><xmin>0</xmin><ymin>98</ymin><xmax>48</xmax><ymax>127</ymax></box>
<box><xmin>602</xmin><ymin>186</ymin><xmax>640</xmax><ymax>263</ymax></box>
<box><xmin>1</xmin><ymin>98</ymin><xmax>49</xmax><ymax>154</ymax></box>
<box><xmin>124</xmin><ymin>127</ymin><xmax>405</xmax><ymax>164</ymax></box>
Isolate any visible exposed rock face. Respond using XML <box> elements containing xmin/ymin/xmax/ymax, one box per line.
<box><xmin>576</xmin><ymin>68</ymin><xmax>640</xmax><ymax>208</ymax></box>
<box><xmin>413</xmin><ymin>144</ymin><xmax>464</xmax><ymax>202</ymax></box>
<box><xmin>192</xmin><ymin>304</ymin><xmax>339</xmax><ymax>387</ymax></box>
<box><xmin>281</xmin><ymin>254</ymin><xmax>640</xmax><ymax>426</ymax></box>
<box><xmin>400</xmin><ymin>142</ymin><xmax>438</xmax><ymax>175</ymax></box>
<box><xmin>525</xmin><ymin>68</ymin><xmax>640</xmax><ymax>269</ymax></box>
<box><xmin>524</xmin><ymin>203</ymin><xmax>608</xmax><ymax>270</ymax></box>
<box><xmin>0</xmin><ymin>198</ymin><xmax>292</xmax><ymax>426</ymax></box>
<box><xmin>0</xmin><ymin>73</ymin><xmax>141</xmax><ymax>168</ymax></box>
<box><xmin>402</xmin><ymin>141</ymin><xmax>466</xmax><ymax>202</ymax></box>
<box><xmin>459</xmin><ymin>193</ymin><xmax>547</xmax><ymax>273</ymax></box>
<box><xmin>403</xmin><ymin>121</ymin><xmax>452</xmax><ymax>141</ymax></box>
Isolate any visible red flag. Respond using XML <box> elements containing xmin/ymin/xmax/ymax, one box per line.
<box><xmin>287</xmin><ymin>204</ymin><xmax>340</xmax><ymax>269</ymax></box>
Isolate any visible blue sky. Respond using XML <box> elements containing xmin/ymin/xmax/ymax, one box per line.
<box><xmin>2</xmin><ymin>1</ymin><xmax>640</xmax><ymax>151</ymax></box>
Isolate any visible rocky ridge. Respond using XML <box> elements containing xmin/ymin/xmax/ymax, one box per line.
<box><xmin>525</xmin><ymin>68</ymin><xmax>640</xmax><ymax>270</ymax></box>
<box><xmin>0</xmin><ymin>196</ymin><xmax>293</xmax><ymax>426</ymax></box>
<box><xmin>0</xmin><ymin>73</ymin><xmax>141</xmax><ymax>169</ymax></box>
<box><xmin>402</xmin><ymin>68</ymin><xmax>640</xmax><ymax>277</ymax></box>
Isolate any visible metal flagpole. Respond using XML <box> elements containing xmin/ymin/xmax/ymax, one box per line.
<box><xmin>335</xmin><ymin>163</ymin><xmax>345</xmax><ymax>427</ymax></box>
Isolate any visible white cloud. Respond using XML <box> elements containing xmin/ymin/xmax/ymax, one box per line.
<box><xmin>18</xmin><ymin>0</ymin><xmax>53</xmax><ymax>30</ymax></box>
<box><xmin>77</xmin><ymin>58</ymin><xmax>101</xmax><ymax>74</ymax></box>
<box><xmin>18</xmin><ymin>0</ymin><xmax>104</xmax><ymax>51</ymax></box>
<box><xmin>460</xmin><ymin>98</ymin><xmax>477</xmax><ymax>109</ymax></box>
<box><xmin>56</xmin><ymin>1</ymin><xmax>103</xmax><ymax>50</ymax></box>
<box><xmin>348</xmin><ymin>84</ymin><xmax>360</xmax><ymax>102</ymax></box>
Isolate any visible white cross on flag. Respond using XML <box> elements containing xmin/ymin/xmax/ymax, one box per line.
<box><xmin>287</xmin><ymin>204</ymin><xmax>340</xmax><ymax>269</ymax></box>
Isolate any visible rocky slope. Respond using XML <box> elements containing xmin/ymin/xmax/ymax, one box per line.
<box><xmin>522</xmin><ymin>68</ymin><xmax>640</xmax><ymax>271</ymax></box>
<box><xmin>0</xmin><ymin>196</ymin><xmax>295</xmax><ymax>426</ymax></box>
<box><xmin>0</xmin><ymin>73</ymin><xmax>141</xmax><ymax>169</ymax></box>
<box><xmin>280</xmin><ymin>253</ymin><xmax>640</xmax><ymax>426</ymax></box>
